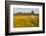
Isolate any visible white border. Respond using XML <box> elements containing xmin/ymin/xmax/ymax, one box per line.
<box><xmin>10</xmin><ymin>5</ymin><xmax>43</xmax><ymax>32</ymax></box>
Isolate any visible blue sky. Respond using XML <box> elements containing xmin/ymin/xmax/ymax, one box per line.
<box><xmin>13</xmin><ymin>8</ymin><xmax>39</xmax><ymax>13</ymax></box>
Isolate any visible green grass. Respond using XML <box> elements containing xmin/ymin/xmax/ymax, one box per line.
<box><xmin>13</xmin><ymin>15</ymin><xmax>39</xmax><ymax>28</ymax></box>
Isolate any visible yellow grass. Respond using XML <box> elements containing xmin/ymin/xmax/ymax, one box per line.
<box><xmin>13</xmin><ymin>15</ymin><xmax>39</xmax><ymax>28</ymax></box>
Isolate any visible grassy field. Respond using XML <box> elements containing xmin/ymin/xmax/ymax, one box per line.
<box><xmin>13</xmin><ymin>14</ymin><xmax>39</xmax><ymax>28</ymax></box>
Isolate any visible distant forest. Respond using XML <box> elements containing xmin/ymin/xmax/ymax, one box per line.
<box><xmin>14</xmin><ymin>11</ymin><xmax>39</xmax><ymax>16</ymax></box>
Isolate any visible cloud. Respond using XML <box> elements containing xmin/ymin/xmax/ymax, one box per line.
<box><xmin>13</xmin><ymin>8</ymin><xmax>39</xmax><ymax>13</ymax></box>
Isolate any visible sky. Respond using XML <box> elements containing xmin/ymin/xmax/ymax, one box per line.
<box><xmin>13</xmin><ymin>8</ymin><xmax>39</xmax><ymax>13</ymax></box>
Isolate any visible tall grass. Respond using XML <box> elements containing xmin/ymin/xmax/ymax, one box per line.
<box><xmin>13</xmin><ymin>15</ymin><xmax>39</xmax><ymax>28</ymax></box>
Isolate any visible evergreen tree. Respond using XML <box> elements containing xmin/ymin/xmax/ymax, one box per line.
<box><xmin>31</xmin><ymin>11</ymin><xmax>34</xmax><ymax>15</ymax></box>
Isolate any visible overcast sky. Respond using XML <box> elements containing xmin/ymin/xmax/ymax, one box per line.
<box><xmin>13</xmin><ymin>8</ymin><xmax>39</xmax><ymax>13</ymax></box>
